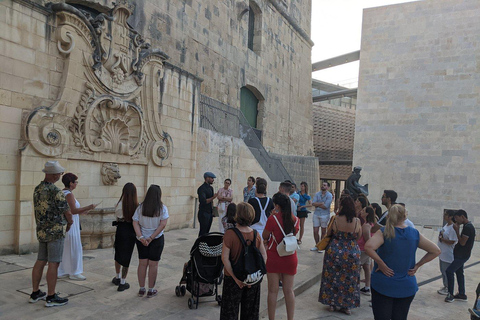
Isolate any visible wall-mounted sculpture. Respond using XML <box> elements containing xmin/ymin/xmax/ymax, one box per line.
<box><xmin>101</xmin><ymin>163</ymin><xmax>121</xmax><ymax>185</ymax></box>
<box><xmin>23</xmin><ymin>1</ymin><xmax>173</xmax><ymax>167</ymax></box>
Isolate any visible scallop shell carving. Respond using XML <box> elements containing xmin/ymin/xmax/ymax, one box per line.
<box><xmin>101</xmin><ymin>119</ymin><xmax>130</xmax><ymax>154</ymax></box>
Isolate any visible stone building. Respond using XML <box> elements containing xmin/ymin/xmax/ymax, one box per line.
<box><xmin>312</xmin><ymin>79</ymin><xmax>356</xmax><ymax>197</ymax></box>
<box><xmin>0</xmin><ymin>0</ymin><xmax>316</xmax><ymax>254</ymax></box>
<box><xmin>355</xmin><ymin>0</ymin><xmax>480</xmax><ymax>226</ymax></box>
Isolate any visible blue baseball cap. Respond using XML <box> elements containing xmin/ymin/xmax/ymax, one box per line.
<box><xmin>203</xmin><ymin>172</ymin><xmax>216</xmax><ymax>179</ymax></box>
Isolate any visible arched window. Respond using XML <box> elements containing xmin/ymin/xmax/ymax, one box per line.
<box><xmin>247</xmin><ymin>1</ymin><xmax>262</xmax><ymax>53</ymax></box>
<box><xmin>240</xmin><ymin>87</ymin><xmax>259</xmax><ymax>128</ymax></box>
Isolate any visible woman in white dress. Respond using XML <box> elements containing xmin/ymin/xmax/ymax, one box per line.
<box><xmin>217</xmin><ymin>178</ymin><xmax>233</xmax><ymax>233</ymax></box>
<box><xmin>58</xmin><ymin>173</ymin><xmax>97</xmax><ymax>280</ymax></box>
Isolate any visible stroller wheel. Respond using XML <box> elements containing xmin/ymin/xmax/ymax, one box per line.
<box><xmin>188</xmin><ymin>297</ymin><xmax>195</xmax><ymax>309</ymax></box>
<box><xmin>175</xmin><ymin>286</ymin><xmax>181</xmax><ymax>297</ymax></box>
<box><xmin>216</xmin><ymin>294</ymin><xmax>222</xmax><ymax>306</ymax></box>
<box><xmin>180</xmin><ymin>285</ymin><xmax>186</xmax><ymax>296</ymax></box>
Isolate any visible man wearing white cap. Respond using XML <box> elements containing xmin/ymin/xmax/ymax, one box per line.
<box><xmin>29</xmin><ymin>161</ymin><xmax>73</xmax><ymax>307</ymax></box>
<box><xmin>197</xmin><ymin>172</ymin><xmax>218</xmax><ymax>236</ymax></box>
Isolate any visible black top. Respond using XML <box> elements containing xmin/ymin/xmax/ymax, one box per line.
<box><xmin>197</xmin><ymin>182</ymin><xmax>214</xmax><ymax>213</ymax></box>
<box><xmin>454</xmin><ymin>222</ymin><xmax>476</xmax><ymax>259</ymax></box>
<box><xmin>248</xmin><ymin>197</ymin><xmax>274</xmax><ymax>225</ymax></box>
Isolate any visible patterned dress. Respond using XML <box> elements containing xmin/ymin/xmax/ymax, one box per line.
<box><xmin>318</xmin><ymin>222</ymin><xmax>361</xmax><ymax>309</ymax></box>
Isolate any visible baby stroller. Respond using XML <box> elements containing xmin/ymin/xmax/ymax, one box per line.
<box><xmin>175</xmin><ymin>232</ymin><xmax>224</xmax><ymax>309</ymax></box>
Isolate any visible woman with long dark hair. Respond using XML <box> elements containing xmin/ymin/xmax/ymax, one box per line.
<box><xmin>319</xmin><ymin>195</ymin><xmax>362</xmax><ymax>315</ymax></box>
<box><xmin>263</xmin><ymin>193</ymin><xmax>299</xmax><ymax>320</ymax></box>
<box><xmin>112</xmin><ymin>183</ymin><xmax>139</xmax><ymax>291</ymax></box>
<box><xmin>58</xmin><ymin>173</ymin><xmax>97</xmax><ymax>281</ymax></box>
<box><xmin>133</xmin><ymin>185</ymin><xmax>169</xmax><ymax>298</ymax></box>
<box><xmin>365</xmin><ymin>204</ymin><xmax>440</xmax><ymax>320</ymax></box>
<box><xmin>296</xmin><ymin>181</ymin><xmax>311</xmax><ymax>244</ymax></box>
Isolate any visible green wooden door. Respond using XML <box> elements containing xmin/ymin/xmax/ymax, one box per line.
<box><xmin>240</xmin><ymin>87</ymin><xmax>258</xmax><ymax>128</ymax></box>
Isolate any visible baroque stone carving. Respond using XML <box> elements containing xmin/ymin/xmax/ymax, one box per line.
<box><xmin>101</xmin><ymin>163</ymin><xmax>121</xmax><ymax>185</ymax></box>
<box><xmin>23</xmin><ymin>1</ymin><xmax>174</xmax><ymax>166</ymax></box>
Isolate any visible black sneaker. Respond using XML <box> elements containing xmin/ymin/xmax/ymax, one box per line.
<box><xmin>453</xmin><ymin>293</ymin><xmax>468</xmax><ymax>301</ymax></box>
<box><xmin>360</xmin><ymin>287</ymin><xmax>371</xmax><ymax>296</ymax></box>
<box><xmin>117</xmin><ymin>283</ymin><xmax>130</xmax><ymax>292</ymax></box>
<box><xmin>29</xmin><ymin>290</ymin><xmax>46</xmax><ymax>303</ymax></box>
<box><xmin>112</xmin><ymin>277</ymin><xmax>120</xmax><ymax>286</ymax></box>
<box><xmin>45</xmin><ymin>294</ymin><xmax>68</xmax><ymax>307</ymax></box>
<box><xmin>445</xmin><ymin>293</ymin><xmax>455</xmax><ymax>303</ymax></box>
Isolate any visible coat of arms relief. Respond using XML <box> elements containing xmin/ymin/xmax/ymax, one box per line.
<box><xmin>24</xmin><ymin>1</ymin><xmax>173</xmax><ymax>167</ymax></box>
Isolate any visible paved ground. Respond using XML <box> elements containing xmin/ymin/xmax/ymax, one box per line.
<box><xmin>0</xmin><ymin>217</ymin><xmax>479</xmax><ymax>320</ymax></box>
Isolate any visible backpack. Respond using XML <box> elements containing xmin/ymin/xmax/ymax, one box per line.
<box><xmin>271</xmin><ymin>215</ymin><xmax>298</xmax><ymax>257</ymax></box>
<box><xmin>231</xmin><ymin>228</ymin><xmax>267</xmax><ymax>285</ymax></box>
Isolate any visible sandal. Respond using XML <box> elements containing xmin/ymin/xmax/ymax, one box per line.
<box><xmin>328</xmin><ymin>305</ymin><xmax>337</xmax><ymax>312</ymax></box>
<box><xmin>297</xmin><ymin>239</ymin><xmax>302</xmax><ymax>245</ymax></box>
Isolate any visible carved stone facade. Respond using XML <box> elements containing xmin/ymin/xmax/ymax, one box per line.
<box><xmin>24</xmin><ymin>2</ymin><xmax>174</xmax><ymax>167</ymax></box>
<box><xmin>0</xmin><ymin>0</ymin><xmax>314</xmax><ymax>253</ymax></box>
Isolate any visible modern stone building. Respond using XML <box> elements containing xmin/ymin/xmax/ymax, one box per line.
<box><xmin>355</xmin><ymin>0</ymin><xmax>480</xmax><ymax>226</ymax></box>
<box><xmin>0</xmin><ymin>0</ymin><xmax>316</xmax><ymax>253</ymax></box>
<box><xmin>312</xmin><ymin>79</ymin><xmax>356</xmax><ymax>195</ymax></box>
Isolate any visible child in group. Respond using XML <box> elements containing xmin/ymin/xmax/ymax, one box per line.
<box><xmin>221</xmin><ymin>203</ymin><xmax>236</xmax><ymax>231</ymax></box>
<box><xmin>437</xmin><ymin>210</ymin><xmax>458</xmax><ymax>295</ymax></box>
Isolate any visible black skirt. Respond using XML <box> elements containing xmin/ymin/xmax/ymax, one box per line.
<box><xmin>114</xmin><ymin>221</ymin><xmax>136</xmax><ymax>267</ymax></box>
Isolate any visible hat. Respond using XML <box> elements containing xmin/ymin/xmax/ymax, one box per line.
<box><xmin>203</xmin><ymin>172</ymin><xmax>216</xmax><ymax>179</ymax></box>
<box><xmin>42</xmin><ymin>161</ymin><xmax>65</xmax><ymax>174</ymax></box>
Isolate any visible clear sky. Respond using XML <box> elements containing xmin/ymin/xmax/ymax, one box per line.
<box><xmin>311</xmin><ymin>0</ymin><xmax>418</xmax><ymax>87</ymax></box>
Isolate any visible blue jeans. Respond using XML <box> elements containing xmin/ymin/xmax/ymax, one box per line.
<box><xmin>446</xmin><ymin>257</ymin><xmax>469</xmax><ymax>295</ymax></box>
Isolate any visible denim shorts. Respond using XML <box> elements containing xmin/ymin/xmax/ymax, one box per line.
<box><xmin>38</xmin><ymin>238</ymin><xmax>65</xmax><ymax>263</ymax></box>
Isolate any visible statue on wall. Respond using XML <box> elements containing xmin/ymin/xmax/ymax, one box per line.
<box><xmin>101</xmin><ymin>163</ymin><xmax>121</xmax><ymax>185</ymax></box>
<box><xmin>22</xmin><ymin>1</ymin><xmax>173</xmax><ymax>167</ymax></box>
<box><xmin>346</xmin><ymin>166</ymin><xmax>369</xmax><ymax>197</ymax></box>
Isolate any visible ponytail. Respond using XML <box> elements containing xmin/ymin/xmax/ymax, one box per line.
<box><xmin>384</xmin><ymin>204</ymin><xmax>406</xmax><ymax>239</ymax></box>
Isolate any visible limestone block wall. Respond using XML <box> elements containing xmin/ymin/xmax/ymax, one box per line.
<box><xmin>127</xmin><ymin>0</ymin><xmax>314</xmax><ymax>157</ymax></box>
<box><xmin>196</xmin><ymin>128</ymin><xmax>280</xmax><ymax>205</ymax></box>
<box><xmin>0</xmin><ymin>0</ymin><xmax>315</xmax><ymax>254</ymax></box>
<box><xmin>355</xmin><ymin>0</ymin><xmax>480</xmax><ymax>226</ymax></box>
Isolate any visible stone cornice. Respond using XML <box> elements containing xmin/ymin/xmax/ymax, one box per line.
<box><xmin>13</xmin><ymin>0</ymin><xmax>51</xmax><ymax>15</ymax></box>
<box><xmin>267</xmin><ymin>0</ymin><xmax>314</xmax><ymax>47</ymax></box>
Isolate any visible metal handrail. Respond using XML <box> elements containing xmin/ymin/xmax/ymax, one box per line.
<box><xmin>199</xmin><ymin>95</ymin><xmax>292</xmax><ymax>182</ymax></box>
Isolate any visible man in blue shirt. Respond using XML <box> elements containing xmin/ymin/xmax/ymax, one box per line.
<box><xmin>310</xmin><ymin>182</ymin><xmax>333</xmax><ymax>252</ymax></box>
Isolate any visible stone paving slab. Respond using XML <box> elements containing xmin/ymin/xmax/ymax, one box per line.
<box><xmin>0</xmin><ymin>217</ymin><xmax>478</xmax><ymax>320</ymax></box>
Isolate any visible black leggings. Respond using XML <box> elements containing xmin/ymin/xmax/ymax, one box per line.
<box><xmin>371</xmin><ymin>287</ymin><xmax>415</xmax><ymax>320</ymax></box>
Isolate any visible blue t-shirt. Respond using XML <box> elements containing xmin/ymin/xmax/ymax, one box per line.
<box><xmin>371</xmin><ymin>227</ymin><xmax>419</xmax><ymax>298</ymax></box>
<box><xmin>297</xmin><ymin>192</ymin><xmax>311</xmax><ymax>212</ymax></box>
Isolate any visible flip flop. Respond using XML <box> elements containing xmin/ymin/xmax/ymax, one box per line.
<box><xmin>297</xmin><ymin>239</ymin><xmax>302</xmax><ymax>244</ymax></box>
<box><xmin>329</xmin><ymin>305</ymin><xmax>337</xmax><ymax>312</ymax></box>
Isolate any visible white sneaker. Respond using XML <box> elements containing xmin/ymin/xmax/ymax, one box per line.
<box><xmin>69</xmin><ymin>274</ymin><xmax>86</xmax><ymax>281</ymax></box>
<box><xmin>310</xmin><ymin>247</ymin><xmax>318</xmax><ymax>251</ymax></box>
<box><xmin>437</xmin><ymin>287</ymin><xmax>448</xmax><ymax>295</ymax></box>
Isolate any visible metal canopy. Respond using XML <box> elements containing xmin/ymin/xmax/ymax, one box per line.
<box><xmin>312</xmin><ymin>51</ymin><xmax>360</xmax><ymax>72</ymax></box>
